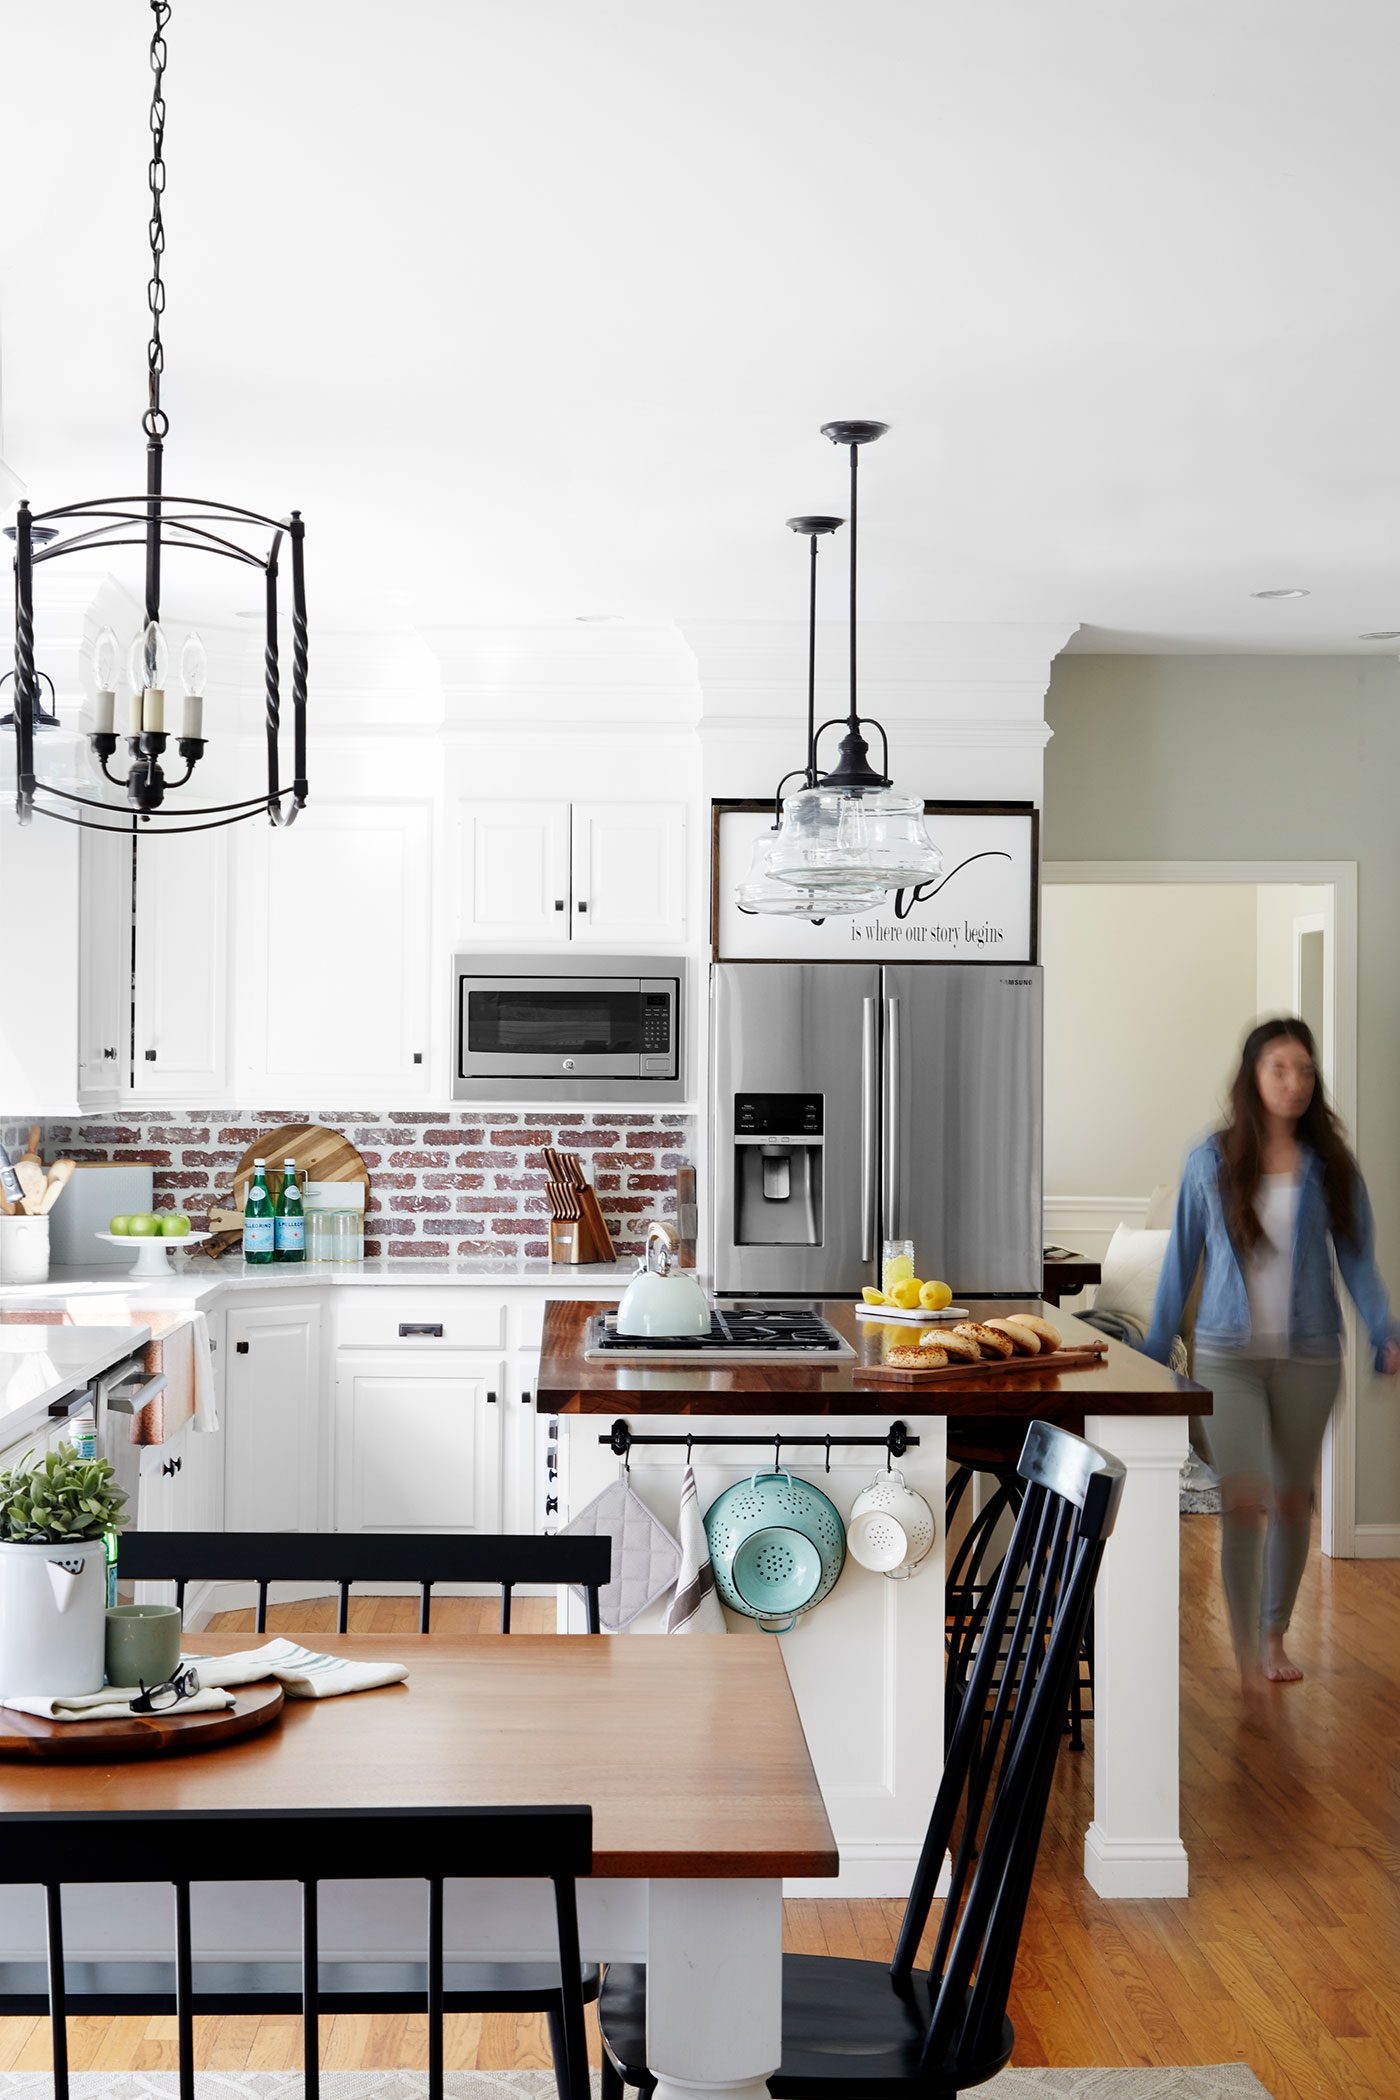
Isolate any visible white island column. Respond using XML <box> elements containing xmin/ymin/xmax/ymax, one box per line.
<box><xmin>1082</xmin><ymin>1409</ymin><xmax>1191</xmax><ymax>1898</ymax></box>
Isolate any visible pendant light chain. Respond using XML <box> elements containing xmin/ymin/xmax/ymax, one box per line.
<box><xmin>144</xmin><ymin>0</ymin><xmax>172</xmax><ymax>444</ymax></box>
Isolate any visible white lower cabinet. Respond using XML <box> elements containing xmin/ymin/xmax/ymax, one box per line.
<box><xmin>334</xmin><ymin>1351</ymin><xmax>504</xmax><ymax>1534</ymax></box>
<box><xmin>223</xmin><ymin>1301</ymin><xmax>324</xmax><ymax>1531</ymax></box>
<box><xmin>137</xmin><ymin>1416</ymin><xmax>220</xmax><ymax>1534</ymax></box>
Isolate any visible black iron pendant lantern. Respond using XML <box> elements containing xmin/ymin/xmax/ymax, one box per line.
<box><xmin>7</xmin><ymin>0</ymin><xmax>308</xmax><ymax>835</ymax></box>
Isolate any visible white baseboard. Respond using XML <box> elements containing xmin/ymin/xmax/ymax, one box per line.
<box><xmin>785</xmin><ymin>1849</ymin><xmax>950</xmax><ymax>1901</ymax></box>
<box><xmin>1352</xmin><ymin>1524</ymin><xmax>1400</xmax><ymax>1561</ymax></box>
<box><xmin>1082</xmin><ymin>1824</ymin><xmax>1190</xmax><ymax>1899</ymax></box>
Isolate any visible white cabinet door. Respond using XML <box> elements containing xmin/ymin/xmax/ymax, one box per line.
<box><xmin>570</xmin><ymin>801</ymin><xmax>687</xmax><ymax>945</ymax></box>
<box><xmin>236</xmin><ymin>800</ymin><xmax>432</xmax><ymax>1097</ymax></box>
<box><xmin>131</xmin><ymin>830</ymin><xmax>230</xmax><ymax>1098</ymax></box>
<box><xmin>77</xmin><ymin>825</ymin><xmax>132</xmax><ymax>1103</ymax></box>
<box><xmin>454</xmin><ymin>799</ymin><xmax>570</xmax><ymax>945</ymax></box>
<box><xmin>136</xmin><ymin>1418</ymin><xmax>218</xmax><ymax>1535</ymax></box>
<box><xmin>334</xmin><ymin>1351</ymin><xmax>503</xmax><ymax>1534</ymax></box>
<box><xmin>223</xmin><ymin>1303</ymin><xmax>323</xmax><ymax>1531</ymax></box>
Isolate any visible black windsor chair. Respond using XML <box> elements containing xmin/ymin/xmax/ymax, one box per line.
<box><xmin>8</xmin><ymin>1530</ymin><xmax>611</xmax><ymax>2100</ymax></box>
<box><xmin>597</xmin><ymin>1420</ymin><xmax>1125</xmax><ymax>2100</ymax></box>
<box><xmin>0</xmin><ymin>1804</ymin><xmax>593</xmax><ymax>2100</ymax></box>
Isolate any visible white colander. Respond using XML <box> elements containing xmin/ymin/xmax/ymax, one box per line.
<box><xmin>848</xmin><ymin>1468</ymin><xmax>937</xmax><ymax>1576</ymax></box>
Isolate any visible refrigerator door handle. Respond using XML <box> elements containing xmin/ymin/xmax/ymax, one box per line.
<box><xmin>884</xmin><ymin>994</ymin><xmax>901</xmax><ymax>1241</ymax></box>
<box><xmin>861</xmin><ymin>995</ymin><xmax>879</xmax><ymax>1260</ymax></box>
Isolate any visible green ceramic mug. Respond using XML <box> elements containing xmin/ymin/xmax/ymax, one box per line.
<box><xmin>105</xmin><ymin>1604</ymin><xmax>182</xmax><ymax>1691</ymax></box>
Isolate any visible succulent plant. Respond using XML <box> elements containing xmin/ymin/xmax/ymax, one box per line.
<box><xmin>0</xmin><ymin>1445</ymin><xmax>129</xmax><ymax>1544</ymax></box>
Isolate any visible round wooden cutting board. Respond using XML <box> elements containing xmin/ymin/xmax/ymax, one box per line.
<box><xmin>232</xmin><ymin>1124</ymin><xmax>371</xmax><ymax>1208</ymax></box>
<box><xmin>0</xmin><ymin>1680</ymin><xmax>285</xmax><ymax>1761</ymax></box>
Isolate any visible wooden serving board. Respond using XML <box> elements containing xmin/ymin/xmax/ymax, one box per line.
<box><xmin>232</xmin><ymin>1124</ymin><xmax>370</xmax><ymax>1209</ymax></box>
<box><xmin>0</xmin><ymin>1681</ymin><xmax>285</xmax><ymax>1762</ymax></box>
<box><xmin>857</xmin><ymin>1342</ymin><xmax>1109</xmax><ymax>1383</ymax></box>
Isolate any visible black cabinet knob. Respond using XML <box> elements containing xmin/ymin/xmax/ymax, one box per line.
<box><xmin>235</xmin><ymin>1340</ymin><xmax>249</xmax><ymax>1354</ymax></box>
<box><xmin>545</xmin><ymin>1495</ymin><xmax>558</xmax><ymax>1515</ymax></box>
<box><xmin>413</xmin><ymin>1051</ymin><xmax>423</xmax><ymax>1064</ymax></box>
<box><xmin>554</xmin><ymin>898</ymin><xmax>565</xmax><ymax>911</ymax></box>
<box><xmin>144</xmin><ymin>1049</ymin><xmax>157</xmax><ymax>1061</ymax></box>
<box><xmin>486</xmin><ymin>1390</ymin><xmax>498</xmax><ymax>1404</ymax></box>
<box><xmin>103</xmin><ymin>1046</ymin><xmax>117</xmax><ymax>1060</ymax></box>
<box><xmin>520</xmin><ymin>1390</ymin><xmax>531</xmax><ymax>1405</ymax></box>
<box><xmin>577</xmin><ymin>900</ymin><xmax>588</xmax><ymax>913</ymax></box>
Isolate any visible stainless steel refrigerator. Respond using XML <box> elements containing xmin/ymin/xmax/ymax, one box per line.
<box><xmin>710</xmin><ymin>962</ymin><xmax>1043</xmax><ymax>1297</ymax></box>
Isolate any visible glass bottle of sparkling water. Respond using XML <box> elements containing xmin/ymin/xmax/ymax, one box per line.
<box><xmin>275</xmin><ymin>1156</ymin><xmax>305</xmax><ymax>1263</ymax></box>
<box><xmin>243</xmin><ymin>1159</ymin><xmax>274</xmax><ymax>1265</ymax></box>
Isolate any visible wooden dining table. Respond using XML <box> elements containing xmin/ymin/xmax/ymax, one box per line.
<box><xmin>0</xmin><ymin>1630</ymin><xmax>837</xmax><ymax>2100</ymax></box>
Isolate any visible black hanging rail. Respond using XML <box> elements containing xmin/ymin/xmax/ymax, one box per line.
<box><xmin>603</xmin><ymin>1419</ymin><xmax>918</xmax><ymax>1469</ymax></box>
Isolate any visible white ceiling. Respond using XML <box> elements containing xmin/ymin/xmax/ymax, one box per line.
<box><xmin>5</xmin><ymin>0</ymin><xmax>1400</xmax><ymax>653</ymax></box>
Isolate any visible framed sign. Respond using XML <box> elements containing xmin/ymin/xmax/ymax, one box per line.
<box><xmin>712</xmin><ymin>800</ymin><xmax>1038</xmax><ymax>962</ymax></box>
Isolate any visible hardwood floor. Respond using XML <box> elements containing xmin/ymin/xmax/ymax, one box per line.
<box><xmin>2</xmin><ymin>1518</ymin><xmax>1397</xmax><ymax>2095</ymax></box>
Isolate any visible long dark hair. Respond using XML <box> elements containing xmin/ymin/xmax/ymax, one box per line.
<box><xmin>1219</xmin><ymin>1017</ymin><xmax>1356</xmax><ymax>1251</ymax></box>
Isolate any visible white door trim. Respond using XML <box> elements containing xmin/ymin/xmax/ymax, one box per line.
<box><xmin>1043</xmin><ymin>859</ymin><xmax>1360</xmax><ymax>1558</ymax></box>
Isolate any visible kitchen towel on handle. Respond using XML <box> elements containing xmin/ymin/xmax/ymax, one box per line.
<box><xmin>664</xmin><ymin>1464</ymin><xmax>727</xmax><ymax>1634</ymax></box>
<box><xmin>128</xmin><ymin>1311</ymin><xmax>219</xmax><ymax>1446</ymax></box>
<box><xmin>185</xmin><ymin>1637</ymin><xmax>407</xmax><ymax>1699</ymax></box>
<box><xmin>560</xmin><ymin>1473</ymin><xmax>681</xmax><ymax>1632</ymax></box>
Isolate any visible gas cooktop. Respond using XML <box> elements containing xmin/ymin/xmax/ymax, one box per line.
<box><xmin>584</xmin><ymin>1305</ymin><xmax>855</xmax><ymax>1364</ymax></box>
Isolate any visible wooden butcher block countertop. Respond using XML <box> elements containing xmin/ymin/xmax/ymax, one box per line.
<box><xmin>537</xmin><ymin>1298</ymin><xmax>1210</xmax><ymax>1420</ymax></box>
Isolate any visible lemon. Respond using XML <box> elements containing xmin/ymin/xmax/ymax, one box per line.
<box><xmin>889</xmin><ymin>1277</ymin><xmax>923</xmax><ymax>1310</ymax></box>
<box><xmin>919</xmin><ymin>1279</ymin><xmax>953</xmax><ymax>1312</ymax></box>
<box><xmin>861</xmin><ymin>1286</ymin><xmax>887</xmax><ymax>1306</ymax></box>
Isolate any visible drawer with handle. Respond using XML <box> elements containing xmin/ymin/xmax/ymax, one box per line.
<box><xmin>334</xmin><ymin>1293</ymin><xmax>507</xmax><ymax>1352</ymax></box>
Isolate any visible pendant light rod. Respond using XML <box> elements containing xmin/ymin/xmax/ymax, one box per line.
<box><xmin>815</xmin><ymin>420</ymin><xmax>890</xmax><ymax>790</ymax></box>
<box><xmin>784</xmin><ymin>515</ymin><xmax>843</xmax><ymax>796</ymax></box>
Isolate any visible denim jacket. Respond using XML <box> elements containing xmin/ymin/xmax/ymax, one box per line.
<box><xmin>1142</xmin><ymin>1135</ymin><xmax>1398</xmax><ymax>1368</ymax></box>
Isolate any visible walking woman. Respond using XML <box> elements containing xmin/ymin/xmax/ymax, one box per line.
<box><xmin>1143</xmin><ymin>1018</ymin><xmax>1399</xmax><ymax>1693</ymax></box>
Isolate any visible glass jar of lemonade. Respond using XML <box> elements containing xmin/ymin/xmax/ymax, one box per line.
<box><xmin>882</xmin><ymin>1239</ymin><xmax>915</xmax><ymax>1295</ymax></box>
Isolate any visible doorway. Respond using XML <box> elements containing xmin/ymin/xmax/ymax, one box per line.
<box><xmin>1041</xmin><ymin>860</ymin><xmax>1358</xmax><ymax>1558</ymax></box>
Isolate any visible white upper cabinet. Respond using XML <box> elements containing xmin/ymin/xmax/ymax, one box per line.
<box><xmin>454</xmin><ymin>800</ymin><xmax>571</xmax><ymax>946</ymax></box>
<box><xmin>131</xmin><ymin>830</ymin><xmax>230</xmax><ymax>1100</ymax></box>
<box><xmin>570</xmin><ymin>801</ymin><xmax>687</xmax><ymax>946</ymax></box>
<box><xmin>77</xmin><ymin>826</ymin><xmax>132</xmax><ymax>1105</ymax></box>
<box><xmin>234</xmin><ymin>799</ymin><xmax>432</xmax><ymax>1098</ymax></box>
<box><xmin>453</xmin><ymin>799</ymin><xmax>687</xmax><ymax>948</ymax></box>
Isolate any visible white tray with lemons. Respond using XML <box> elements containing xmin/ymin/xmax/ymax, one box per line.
<box><xmin>856</xmin><ymin>1271</ymin><xmax>968</xmax><ymax>1324</ymax></box>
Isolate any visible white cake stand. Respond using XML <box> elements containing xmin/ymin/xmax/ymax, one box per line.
<box><xmin>94</xmin><ymin>1230</ymin><xmax>213</xmax><ymax>1277</ymax></box>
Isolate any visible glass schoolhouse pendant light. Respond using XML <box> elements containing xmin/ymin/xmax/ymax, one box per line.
<box><xmin>766</xmin><ymin>421</ymin><xmax>942</xmax><ymax>895</ymax></box>
<box><xmin>736</xmin><ymin>515</ymin><xmax>884</xmax><ymax>919</ymax></box>
<box><xmin>6</xmin><ymin>0</ymin><xmax>308</xmax><ymax>834</ymax></box>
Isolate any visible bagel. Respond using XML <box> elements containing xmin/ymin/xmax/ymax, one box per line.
<box><xmin>953</xmin><ymin>1321</ymin><xmax>1015</xmax><ymax>1360</ymax></box>
<box><xmin>985</xmin><ymin>1319</ymin><xmax>1040</xmax><ymax>1357</ymax></box>
<box><xmin>888</xmin><ymin>1343</ymin><xmax>946</xmax><ymax>1368</ymax></box>
<box><xmin>1007</xmin><ymin>1313</ymin><xmax>1062</xmax><ymax>1353</ymax></box>
<box><xmin>924</xmin><ymin>1327</ymin><xmax>981</xmax><ymax>1361</ymax></box>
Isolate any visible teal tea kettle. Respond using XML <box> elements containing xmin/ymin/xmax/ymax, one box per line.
<box><xmin>615</xmin><ymin>1222</ymin><xmax>711</xmax><ymax>1337</ymax></box>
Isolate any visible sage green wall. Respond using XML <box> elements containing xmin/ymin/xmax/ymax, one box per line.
<box><xmin>1044</xmin><ymin>654</ymin><xmax>1400</xmax><ymax>1538</ymax></box>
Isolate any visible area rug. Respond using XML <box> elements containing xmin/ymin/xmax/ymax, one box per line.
<box><xmin>0</xmin><ymin>2064</ymin><xmax>1275</xmax><ymax>2097</ymax></box>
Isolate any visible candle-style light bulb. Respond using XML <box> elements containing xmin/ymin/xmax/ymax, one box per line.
<box><xmin>91</xmin><ymin>625</ymin><xmax>120</xmax><ymax>735</ymax></box>
<box><xmin>180</xmin><ymin>631</ymin><xmax>207</xmax><ymax>741</ymax></box>
<box><xmin>126</xmin><ymin>620</ymin><xmax>169</xmax><ymax>733</ymax></box>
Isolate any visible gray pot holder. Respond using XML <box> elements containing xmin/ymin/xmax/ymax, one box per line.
<box><xmin>560</xmin><ymin>1472</ymin><xmax>682</xmax><ymax>1631</ymax></box>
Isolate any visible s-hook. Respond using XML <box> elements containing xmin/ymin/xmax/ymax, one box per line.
<box><xmin>824</xmin><ymin>1434</ymin><xmax>832</xmax><ymax>1475</ymax></box>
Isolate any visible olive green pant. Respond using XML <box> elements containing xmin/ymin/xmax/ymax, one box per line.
<box><xmin>1194</xmin><ymin>1351</ymin><xmax>1340</xmax><ymax>1661</ymax></box>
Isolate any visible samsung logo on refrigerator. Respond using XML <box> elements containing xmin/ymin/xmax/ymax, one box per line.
<box><xmin>999</xmin><ymin>977</ymin><xmax>1033</xmax><ymax>986</ymax></box>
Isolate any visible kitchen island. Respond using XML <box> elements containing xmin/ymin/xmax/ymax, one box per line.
<box><xmin>540</xmin><ymin>1297</ymin><xmax>1210</xmax><ymax>1900</ymax></box>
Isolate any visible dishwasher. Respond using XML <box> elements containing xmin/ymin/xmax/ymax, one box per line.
<box><xmin>46</xmin><ymin>1347</ymin><xmax>169</xmax><ymax>1558</ymax></box>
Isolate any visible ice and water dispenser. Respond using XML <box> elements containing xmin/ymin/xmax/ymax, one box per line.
<box><xmin>732</xmin><ymin>1093</ymin><xmax>823</xmax><ymax>1246</ymax></box>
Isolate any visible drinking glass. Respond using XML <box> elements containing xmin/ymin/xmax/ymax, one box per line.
<box><xmin>882</xmin><ymin>1238</ymin><xmax>915</xmax><ymax>1295</ymax></box>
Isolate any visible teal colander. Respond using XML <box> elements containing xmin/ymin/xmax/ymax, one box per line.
<box><xmin>704</xmin><ymin>1471</ymin><xmax>847</xmax><ymax>1632</ymax></box>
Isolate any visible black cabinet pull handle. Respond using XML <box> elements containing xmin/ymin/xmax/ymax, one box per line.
<box><xmin>486</xmin><ymin>1390</ymin><xmax>498</xmax><ymax>1404</ymax></box>
<box><xmin>545</xmin><ymin>1494</ymin><xmax>558</xmax><ymax>1515</ymax></box>
<box><xmin>235</xmin><ymin>1340</ymin><xmax>249</xmax><ymax>1354</ymax></box>
<box><xmin>577</xmin><ymin>900</ymin><xmax>587</xmax><ymax>913</ymax></box>
<box><xmin>162</xmin><ymin>1455</ymin><xmax>182</xmax><ymax>1477</ymax></box>
<box><xmin>144</xmin><ymin>1049</ymin><xmax>157</xmax><ymax>1061</ymax></box>
<box><xmin>103</xmin><ymin>1046</ymin><xmax>117</xmax><ymax>1060</ymax></box>
<box><xmin>554</xmin><ymin>898</ymin><xmax>565</xmax><ymax>911</ymax></box>
<box><xmin>399</xmin><ymin>1322</ymin><xmax>443</xmax><ymax>1338</ymax></box>
<box><xmin>413</xmin><ymin>1051</ymin><xmax>423</xmax><ymax>1064</ymax></box>
<box><xmin>521</xmin><ymin>1390</ymin><xmax>532</xmax><ymax>1405</ymax></box>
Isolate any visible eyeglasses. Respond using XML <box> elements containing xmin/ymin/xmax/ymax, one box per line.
<box><xmin>130</xmin><ymin>1663</ymin><xmax>201</xmax><ymax>1715</ymax></box>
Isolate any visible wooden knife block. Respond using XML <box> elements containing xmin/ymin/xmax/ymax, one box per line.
<box><xmin>547</xmin><ymin>1187</ymin><xmax>615</xmax><ymax>1264</ymax></box>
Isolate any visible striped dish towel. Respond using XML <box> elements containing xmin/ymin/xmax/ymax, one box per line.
<box><xmin>664</xmin><ymin>1465</ymin><xmax>727</xmax><ymax>1634</ymax></box>
<box><xmin>185</xmin><ymin>1637</ymin><xmax>407</xmax><ymax>1699</ymax></box>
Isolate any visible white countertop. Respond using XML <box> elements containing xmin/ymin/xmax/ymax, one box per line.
<box><xmin>0</xmin><ymin>1321</ymin><xmax>154</xmax><ymax>1445</ymax></box>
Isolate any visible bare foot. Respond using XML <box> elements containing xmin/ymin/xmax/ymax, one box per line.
<box><xmin>1262</xmin><ymin>1635</ymin><xmax>1304</xmax><ymax>1683</ymax></box>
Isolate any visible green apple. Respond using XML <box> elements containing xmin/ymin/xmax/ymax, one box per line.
<box><xmin>160</xmin><ymin>1214</ymin><xmax>191</xmax><ymax>1237</ymax></box>
<box><xmin>127</xmin><ymin>1213</ymin><xmax>162</xmax><ymax>1238</ymax></box>
<box><xmin>108</xmin><ymin>1215</ymin><xmax>132</xmax><ymax>1236</ymax></box>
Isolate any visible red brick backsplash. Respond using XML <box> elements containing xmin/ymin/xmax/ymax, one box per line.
<box><xmin>39</xmin><ymin>1111</ymin><xmax>694</xmax><ymax>1262</ymax></box>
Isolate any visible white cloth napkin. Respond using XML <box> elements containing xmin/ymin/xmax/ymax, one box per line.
<box><xmin>2</xmin><ymin>1686</ymin><xmax>234</xmax><ymax>1722</ymax></box>
<box><xmin>664</xmin><ymin>1464</ymin><xmax>727</xmax><ymax>1634</ymax></box>
<box><xmin>190</xmin><ymin>1308</ymin><xmax>219</xmax><ymax>1433</ymax></box>
<box><xmin>185</xmin><ymin>1636</ymin><xmax>408</xmax><ymax>1699</ymax></box>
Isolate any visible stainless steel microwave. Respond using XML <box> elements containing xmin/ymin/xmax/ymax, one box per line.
<box><xmin>452</xmin><ymin>954</ymin><xmax>685</xmax><ymax>1102</ymax></box>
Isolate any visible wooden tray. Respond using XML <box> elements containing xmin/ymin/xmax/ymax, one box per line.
<box><xmin>232</xmin><ymin>1124</ymin><xmax>371</xmax><ymax>1209</ymax></box>
<box><xmin>0</xmin><ymin>1681</ymin><xmax>285</xmax><ymax>1761</ymax></box>
<box><xmin>856</xmin><ymin>1342</ymin><xmax>1109</xmax><ymax>1383</ymax></box>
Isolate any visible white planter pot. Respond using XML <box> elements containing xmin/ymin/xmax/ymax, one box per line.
<box><xmin>0</xmin><ymin>1536</ymin><xmax>108</xmax><ymax>1698</ymax></box>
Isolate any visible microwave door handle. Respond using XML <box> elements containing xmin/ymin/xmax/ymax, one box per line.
<box><xmin>884</xmin><ymin>995</ymin><xmax>901</xmax><ymax>1243</ymax></box>
<box><xmin>861</xmin><ymin>995</ymin><xmax>879</xmax><ymax>1261</ymax></box>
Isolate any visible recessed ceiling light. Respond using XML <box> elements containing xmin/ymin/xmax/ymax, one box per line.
<box><xmin>1250</xmin><ymin>587</ymin><xmax>1310</xmax><ymax>600</ymax></box>
<box><xmin>1359</xmin><ymin>630</ymin><xmax>1400</xmax><ymax>641</ymax></box>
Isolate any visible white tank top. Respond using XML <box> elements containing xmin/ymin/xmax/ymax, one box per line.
<box><xmin>1243</xmin><ymin>1173</ymin><xmax>1299</xmax><ymax>1356</ymax></box>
